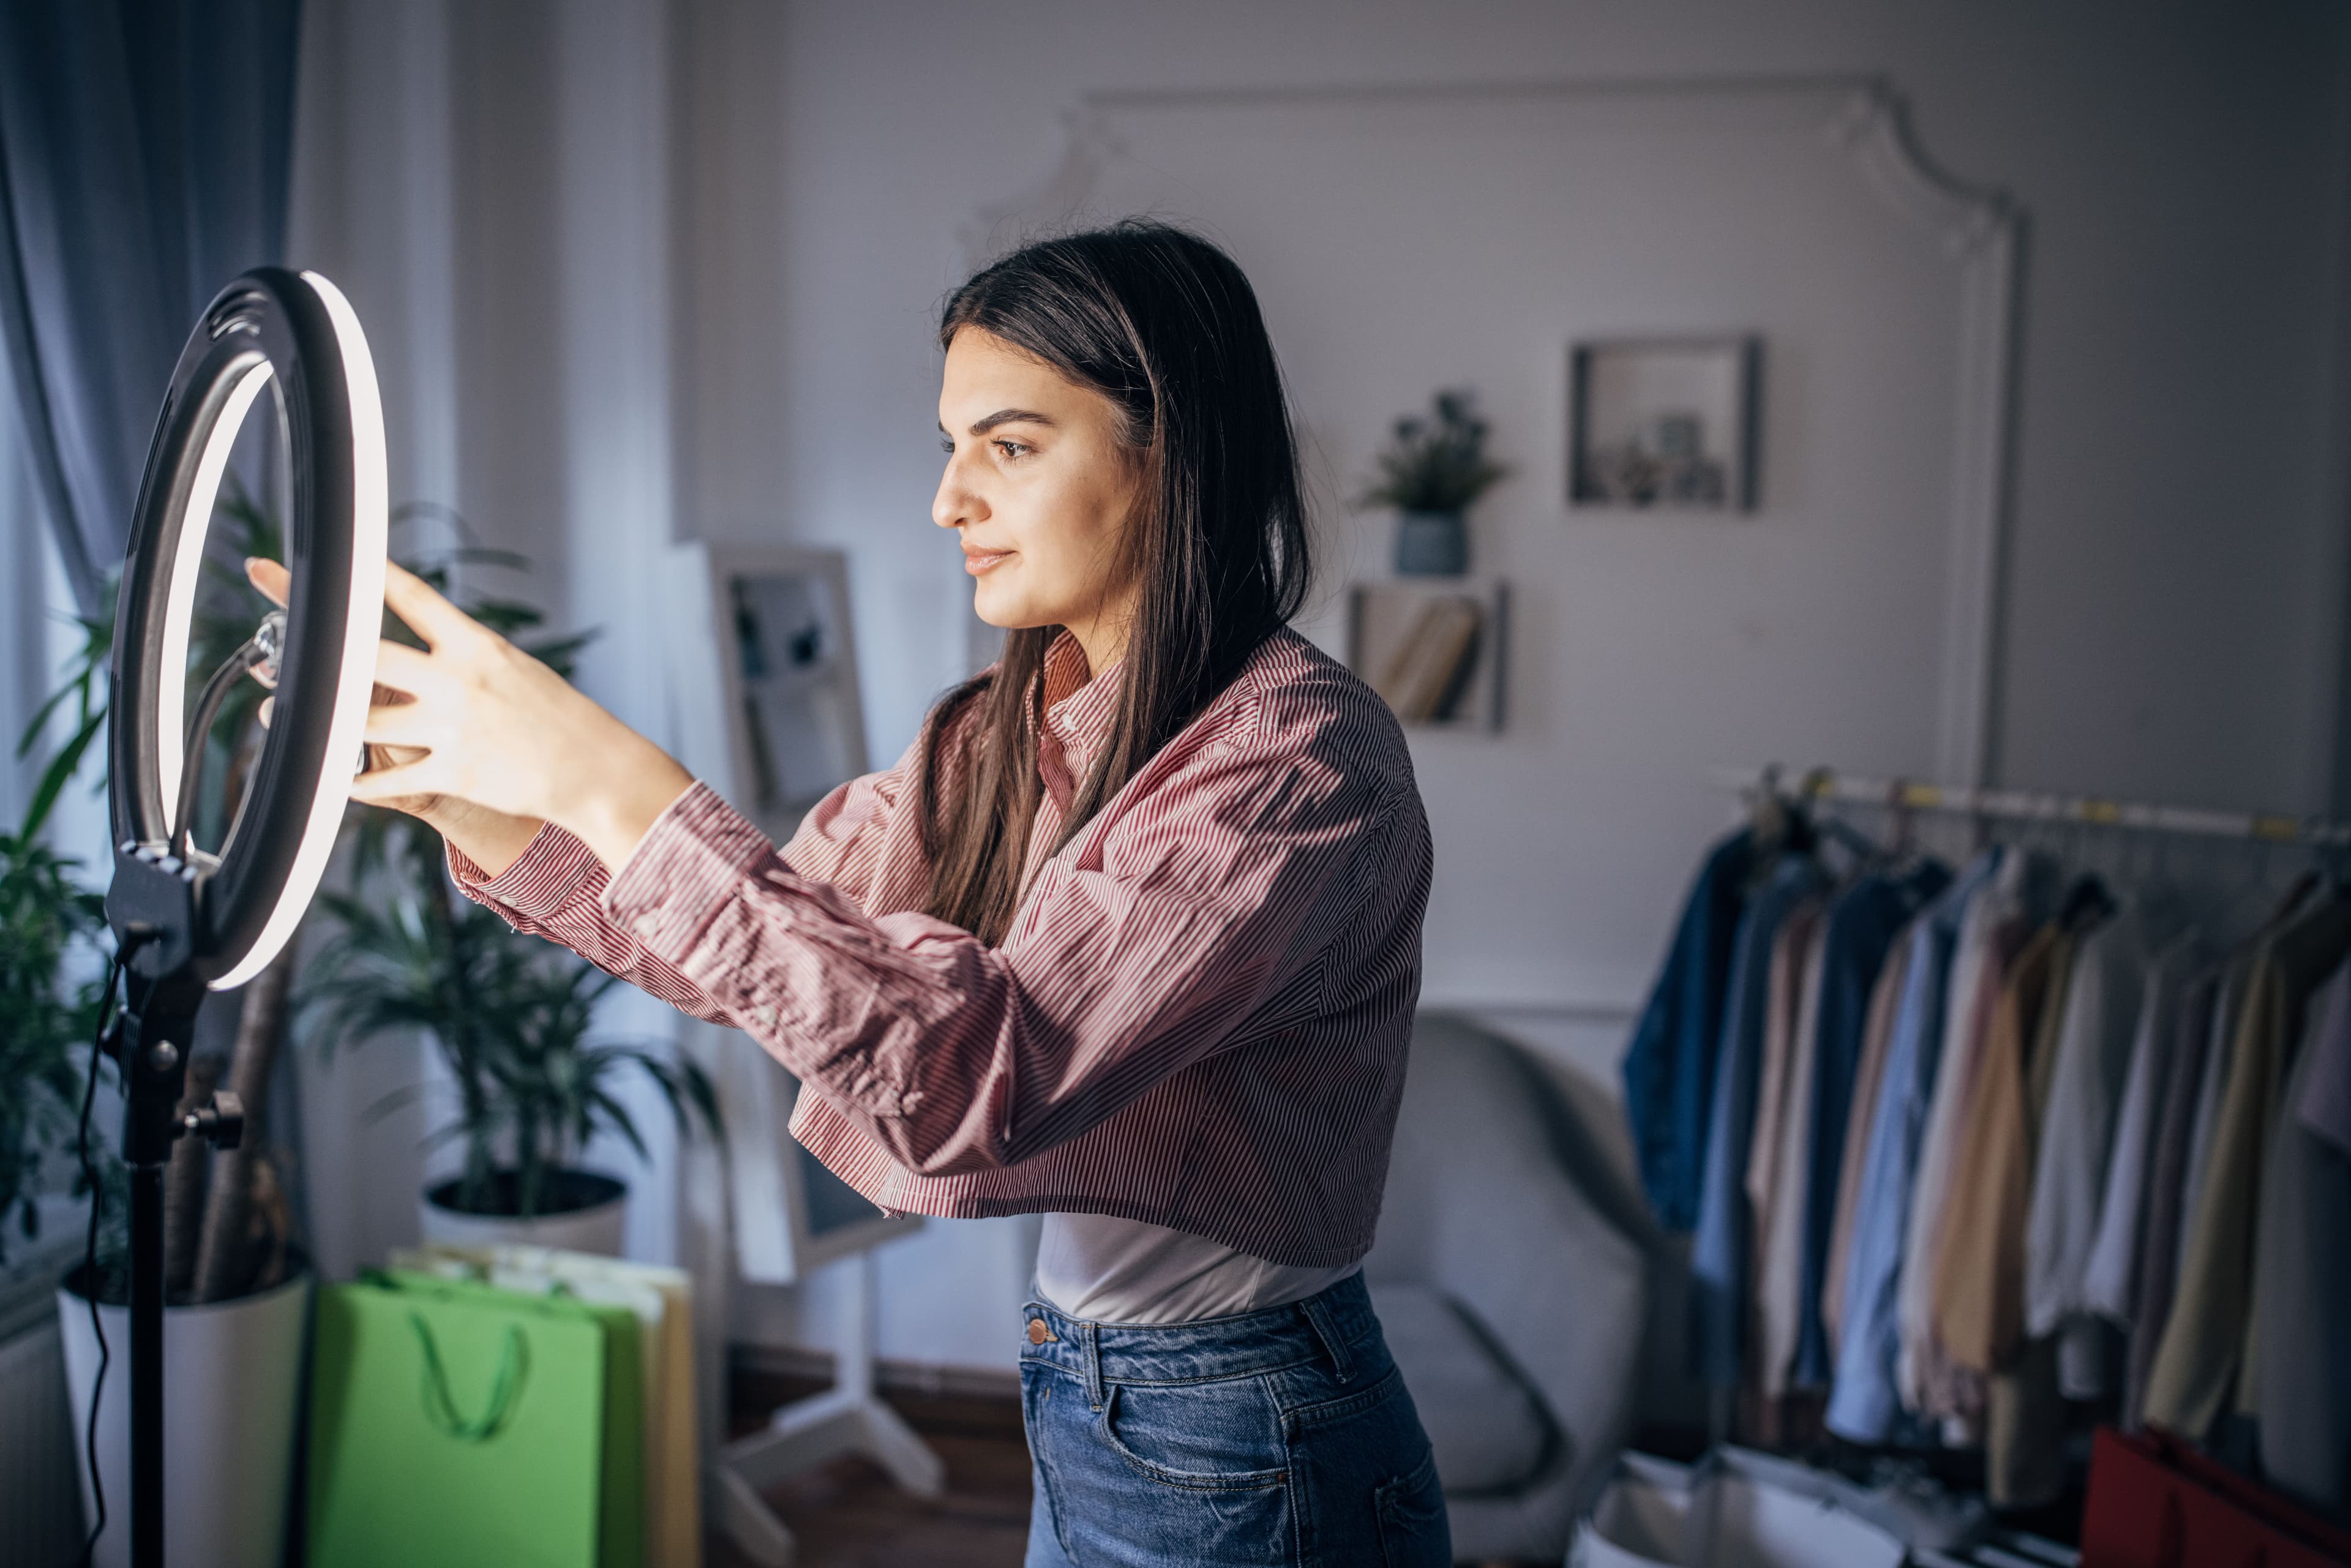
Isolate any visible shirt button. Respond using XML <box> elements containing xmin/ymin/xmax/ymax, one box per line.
<box><xmin>1027</xmin><ymin>1319</ymin><xmax>1052</xmax><ymax>1345</ymax></box>
<box><xmin>633</xmin><ymin>915</ymin><xmax>659</xmax><ymax>937</ymax></box>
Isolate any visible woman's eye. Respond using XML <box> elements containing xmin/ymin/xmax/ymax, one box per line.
<box><xmin>939</xmin><ymin>435</ymin><xmax>956</xmax><ymax>455</ymax></box>
<box><xmin>994</xmin><ymin>439</ymin><xmax>1031</xmax><ymax>461</ymax></box>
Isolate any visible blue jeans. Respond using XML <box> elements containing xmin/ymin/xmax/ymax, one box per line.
<box><xmin>1019</xmin><ymin>1272</ymin><xmax>1451</xmax><ymax>1567</ymax></box>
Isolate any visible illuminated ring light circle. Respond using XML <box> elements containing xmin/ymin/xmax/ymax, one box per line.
<box><xmin>108</xmin><ymin>268</ymin><xmax>387</xmax><ymax>991</ymax></box>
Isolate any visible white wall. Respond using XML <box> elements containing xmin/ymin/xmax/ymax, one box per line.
<box><xmin>287</xmin><ymin>0</ymin><xmax>2351</xmax><ymax>1396</ymax></box>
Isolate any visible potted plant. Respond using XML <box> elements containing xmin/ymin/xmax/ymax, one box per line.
<box><xmin>1358</xmin><ymin>388</ymin><xmax>1510</xmax><ymax>576</ymax></box>
<box><xmin>302</xmin><ymin>820</ymin><xmax>722</xmax><ymax>1254</ymax></box>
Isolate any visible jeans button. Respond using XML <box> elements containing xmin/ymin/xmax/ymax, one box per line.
<box><xmin>1027</xmin><ymin>1318</ymin><xmax>1053</xmax><ymax>1345</ymax></box>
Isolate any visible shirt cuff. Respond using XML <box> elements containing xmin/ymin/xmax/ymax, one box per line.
<box><xmin>447</xmin><ymin>823</ymin><xmax>601</xmax><ymax>921</ymax></box>
<box><xmin>602</xmin><ymin>781</ymin><xmax>780</xmax><ymax>959</ymax></box>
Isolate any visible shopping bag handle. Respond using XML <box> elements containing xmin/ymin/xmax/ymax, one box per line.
<box><xmin>408</xmin><ymin>1313</ymin><xmax>530</xmax><ymax>1442</ymax></box>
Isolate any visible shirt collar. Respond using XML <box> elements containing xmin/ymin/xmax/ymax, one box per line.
<box><xmin>1038</xmin><ymin>629</ymin><xmax>1123</xmax><ymax>781</ymax></box>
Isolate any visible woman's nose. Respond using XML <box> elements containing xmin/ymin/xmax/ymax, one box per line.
<box><xmin>933</xmin><ymin>454</ymin><xmax>986</xmax><ymax>530</ymax></box>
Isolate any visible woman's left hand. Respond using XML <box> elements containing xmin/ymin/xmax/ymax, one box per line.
<box><xmin>246</xmin><ymin>557</ymin><xmax>696</xmax><ymax>871</ymax></box>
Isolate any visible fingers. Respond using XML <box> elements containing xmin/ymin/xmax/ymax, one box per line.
<box><xmin>363</xmin><ymin>699</ymin><xmax>434</xmax><ymax>746</ymax></box>
<box><xmin>257</xmin><ymin>696</ymin><xmax>273</xmax><ymax>730</ymax></box>
<box><xmin>372</xmin><ymin>639</ymin><xmax>440</xmax><ymax>693</ymax></box>
<box><xmin>257</xmin><ymin>557</ymin><xmax>483</xmax><ymax>650</ymax></box>
<box><xmin>382</xmin><ymin>560</ymin><xmax>479</xmax><ymax>648</ymax></box>
<box><xmin>363</xmin><ymin>741</ymin><xmax>429</xmax><ymax>773</ymax></box>
<box><xmin>244</xmin><ymin>557</ymin><xmax>291</xmax><ymax>608</ymax></box>
<box><xmin>348</xmin><ymin>754</ymin><xmax>441</xmax><ymax>805</ymax></box>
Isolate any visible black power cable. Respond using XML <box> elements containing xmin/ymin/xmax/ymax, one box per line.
<box><xmin>72</xmin><ymin>946</ymin><xmax>129</xmax><ymax>1568</ymax></box>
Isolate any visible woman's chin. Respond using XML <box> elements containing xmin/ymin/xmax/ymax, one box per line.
<box><xmin>970</xmin><ymin>585</ymin><xmax>1032</xmax><ymax>631</ymax></box>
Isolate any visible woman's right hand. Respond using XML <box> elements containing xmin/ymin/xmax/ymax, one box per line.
<box><xmin>246</xmin><ymin>558</ymin><xmax>546</xmax><ymax>877</ymax></box>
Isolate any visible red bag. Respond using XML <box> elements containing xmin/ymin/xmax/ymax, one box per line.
<box><xmin>2080</xmin><ymin>1427</ymin><xmax>2351</xmax><ymax>1568</ymax></box>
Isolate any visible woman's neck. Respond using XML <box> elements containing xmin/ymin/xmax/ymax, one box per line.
<box><xmin>1062</xmin><ymin>595</ymin><xmax>1135</xmax><ymax>680</ymax></box>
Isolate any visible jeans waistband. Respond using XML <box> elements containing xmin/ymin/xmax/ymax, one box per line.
<box><xmin>1021</xmin><ymin>1269</ymin><xmax>1377</xmax><ymax>1389</ymax></box>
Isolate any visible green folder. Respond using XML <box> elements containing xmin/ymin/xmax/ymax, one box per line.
<box><xmin>308</xmin><ymin>1270</ymin><xmax>643</xmax><ymax>1568</ymax></box>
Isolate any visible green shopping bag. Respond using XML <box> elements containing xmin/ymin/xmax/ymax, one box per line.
<box><xmin>307</xmin><ymin>1270</ymin><xmax>644</xmax><ymax>1568</ymax></box>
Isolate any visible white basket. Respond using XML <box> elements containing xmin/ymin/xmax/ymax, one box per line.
<box><xmin>1570</xmin><ymin>1448</ymin><xmax>1908</xmax><ymax>1568</ymax></box>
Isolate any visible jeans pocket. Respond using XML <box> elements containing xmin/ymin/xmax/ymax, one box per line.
<box><xmin>1374</xmin><ymin>1446</ymin><xmax>1450</xmax><ymax>1568</ymax></box>
<box><xmin>1097</xmin><ymin>1379</ymin><xmax>1291</xmax><ymax>1491</ymax></box>
<box><xmin>1033</xmin><ymin>1379</ymin><xmax>1294</xmax><ymax>1566</ymax></box>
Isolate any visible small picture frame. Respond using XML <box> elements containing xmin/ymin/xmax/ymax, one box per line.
<box><xmin>667</xmin><ymin>542</ymin><xmax>871</xmax><ymax>845</ymax></box>
<box><xmin>1569</xmin><ymin>337</ymin><xmax>1760</xmax><ymax>512</ymax></box>
<box><xmin>1346</xmin><ymin>578</ymin><xmax>1509</xmax><ymax>733</ymax></box>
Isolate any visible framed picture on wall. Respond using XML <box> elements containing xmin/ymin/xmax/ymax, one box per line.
<box><xmin>1568</xmin><ymin>336</ymin><xmax>1760</xmax><ymax>512</ymax></box>
<box><xmin>670</xmin><ymin>542</ymin><xmax>871</xmax><ymax>844</ymax></box>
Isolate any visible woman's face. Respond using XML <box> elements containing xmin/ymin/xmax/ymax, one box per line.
<box><xmin>934</xmin><ymin>328</ymin><xmax>1142</xmax><ymax>668</ymax></box>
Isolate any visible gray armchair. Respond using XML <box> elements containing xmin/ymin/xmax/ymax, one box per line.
<box><xmin>1365</xmin><ymin>1012</ymin><xmax>1649</xmax><ymax>1562</ymax></box>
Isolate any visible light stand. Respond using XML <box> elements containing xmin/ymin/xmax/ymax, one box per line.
<box><xmin>102</xmin><ymin>268</ymin><xmax>386</xmax><ymax>1568</ymax></box>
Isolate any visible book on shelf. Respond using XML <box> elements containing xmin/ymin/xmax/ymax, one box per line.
<box><xmin>1374</xmin><ymin>596</ymin><xmax>1483</xmax><ymax>724</ymax></box>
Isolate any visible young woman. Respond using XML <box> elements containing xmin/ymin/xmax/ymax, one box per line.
<box><xmin>258</xmin><ymin>220</ymin><xmax>1445</xmax><ymax>1565</ymax></box>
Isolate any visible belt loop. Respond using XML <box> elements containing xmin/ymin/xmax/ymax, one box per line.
<box><xmin>1299</xmin><ymin>1295</ymin><xmax>1354</xmax><ymax>1384</ymax></box>
<box><xmin>1082</xmin><ymin>1319</ymin><xmax>1106</xmax><ymax>1410</ymax></box>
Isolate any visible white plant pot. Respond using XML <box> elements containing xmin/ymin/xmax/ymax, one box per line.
<box><xmin>419</xmin><ymin>1169</ymin><xmax>629</xmax><ymax>1256</ymax></box>
<box><xmin>56</xmin><ymin>1270</ymin><xmax>312</xmax><ymax>1568</ymax></box>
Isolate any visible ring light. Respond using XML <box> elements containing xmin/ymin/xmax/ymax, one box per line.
<box><xmin>99</xmin><ymin>266</ymin><xmax>386</xmax><ymax>1568</ymax></box>
<box><xmin>107</xmin><ymin>268</ymin><xmax>387</xmax><ymax>991</ymax></box>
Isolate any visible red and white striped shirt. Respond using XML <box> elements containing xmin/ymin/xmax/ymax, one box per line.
<box><xmin>451</xmin><ymin>626</ymin><xmax>1431</xmax><ymax>1268</ymax></box>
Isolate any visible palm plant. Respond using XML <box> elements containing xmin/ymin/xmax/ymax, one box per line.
<box><xmin>301</xmin><ymin>859</ymin><xmax>721</xmax><ymax>1220</ymax></box>
<box><xmin>0</xmin><ymin>784</ymin><xmax>107</xmax><ymax>1265</ymax></box>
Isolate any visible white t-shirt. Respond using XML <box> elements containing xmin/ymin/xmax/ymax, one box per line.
<box><xmin>1033</xmin><ymin>1211</ymin><xmax>1360</xmax><ymax>1325</ymax></box>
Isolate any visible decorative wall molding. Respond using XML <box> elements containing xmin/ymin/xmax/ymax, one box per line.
<box><xmin>1828</xmin><ymin>82</ymin><xmax>2024</xmax><ymax>788</ymax></box>
<box><xmin>965</xmin><ymin>73</ymin><xmax>2026</xmax><ymax>792</ymax></box>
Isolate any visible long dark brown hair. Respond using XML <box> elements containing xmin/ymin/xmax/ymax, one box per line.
<box><xmin>919</xmin><ymin>221</ymin><xmax>1311</xmax><ymax>944</ymax></box>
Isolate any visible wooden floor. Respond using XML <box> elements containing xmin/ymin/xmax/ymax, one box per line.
<box><xmin>707</xmin><ymin>1369</ymin><xmax>1035</xmax><ymax>1568</ymax></box>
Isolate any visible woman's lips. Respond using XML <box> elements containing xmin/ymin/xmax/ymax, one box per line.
<box><xmin>964</xmin><ymin>549</ymin><xmax>1013</xmax><ymax>576</ymax></box>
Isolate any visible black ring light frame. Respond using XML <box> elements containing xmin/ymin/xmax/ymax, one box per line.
<box><xmin>102</xmin><ymin>266</ymin><xmax>385</xmax><ymax>1568</ymax></box>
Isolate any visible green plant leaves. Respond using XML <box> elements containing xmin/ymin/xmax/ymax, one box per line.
<box><xmin>1356</xmin><ymin>387</ymin><xmax>1509</xmax><ymax>514</ymax></box>
<box><xmin>301</xmin><ymin>819</ymin><xmax>722</xmax><ymax>1219</ymax></box>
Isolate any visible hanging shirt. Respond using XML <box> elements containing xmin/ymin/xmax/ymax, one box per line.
<box><xmin>1788</xmin><ymin>860</ymin><xmax>1952</xmax><ymax>1387</ymax></box>
<box><xmin>1752</xmin><ymin>896</ymin><xmax>1835</xmax><ymax>1398</ymax></box>
<box><xmin>2079</xmin><ymin>939</ymin><xmax>2202</xmax><ymax>1328</ymax></box>
<box><xmin>1687</xmin><ymin>856</ymin><xmax>1825</xmax><ymax>1387</ymax></box>
<box><xmin>1820</xmin><ymin>929</ymin><xmax>1915</xmax><ymax>1358</ymax></box>
<box><xmin>2123</xmin><ymin>967</ymin><xmax>2230</xmax><ymax>1428</ymax></box>
<box><xmin>1622</xmin><ymin>830</ymin><xmax>1755</xmax><ymax>1231</ymax></box>
<box><xmin>2144</xmin><ymin>898</ymin><xmax>2351</xmax><ymax>1438</ymax></box>
<box><xmin>2172</xmin><ymin>973</ymin><xmax>2243</xmax><ymax>1272</ymax></box>
<box><xmin>450</xmin><ymin>627</ymin><xmax>1433</xmax><ymax>1271</ymax></box>
<box><xmin>1824</xmin><ymin>847</ymin><xmax>2003</xmax><ymax>1443</ymax></box>
<box><xmin>1933</xmin><ymin>921</ymin><xmax>2079</xmax><ymax>1375</ymax></box>
<box><xmin>2254</xmin><ymin>958</ymin><xmax>2351</xmax><ymax>1518</ymax></box>
<box><xmin>1940</xmin><ymin>915</ymin><xmax>2086</xmax><ymax>1514</ymax></box>
<box><xmin>2023</xmin><ymin>906</ymin><xmax>2161</xmax><ymax>1387</ymax></box>
<box><xmin>1897</xmin><ymin>848</ymin><xmax>2054</xmax><ymax>1417</ymax></box>
<box><xmin>2298</xmin><ymin>956</ymin><xmax>2351</xmax><ymax>1150</ymax></box>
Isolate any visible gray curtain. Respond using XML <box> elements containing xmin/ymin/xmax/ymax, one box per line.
<box><xmin>0</xmin><ymin>0</ymin><xmax>301</xmax><ymax>617</ymax></box>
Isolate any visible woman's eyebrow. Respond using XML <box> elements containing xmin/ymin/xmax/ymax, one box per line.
<box><xmin>967</xmin><ymin>408</ymin><xmax>1057</xmax><ymax>435</ymax></box>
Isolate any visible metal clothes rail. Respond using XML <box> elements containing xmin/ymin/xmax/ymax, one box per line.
<box><xmin>1713</xmin><ymin>765</ymin><xmax>2351</xmax><ymax>848</ymax></box>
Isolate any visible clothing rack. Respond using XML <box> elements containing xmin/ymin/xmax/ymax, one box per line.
<box><xmin>1713</xmin><ymin>763</ymin><xmax>2351</xmax><ymax>848</ymax></box>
